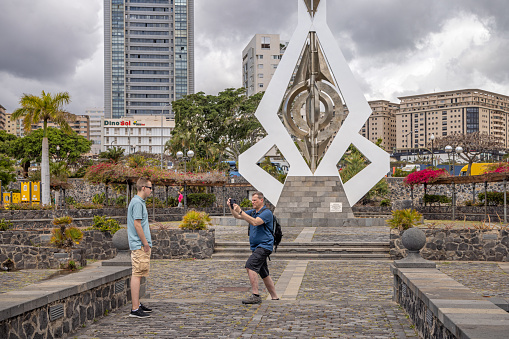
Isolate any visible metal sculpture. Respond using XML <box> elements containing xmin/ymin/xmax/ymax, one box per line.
<box><xmin>239</xmin><ymin>0</ymin><xmax>389</xmax><ymax>206</ymax></box>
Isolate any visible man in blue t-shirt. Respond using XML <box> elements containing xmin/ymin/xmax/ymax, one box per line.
<box><xmin>127</xmin><ymin>178</ymin><xmax>153</xmax><ymax>318</ymax></box>
<box><xmin>229</xmin><ymin>192</ymin><xmax>279</xmax><ymax>304</ymax></box>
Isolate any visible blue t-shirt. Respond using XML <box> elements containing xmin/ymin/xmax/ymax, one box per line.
<box><xmin>127</xmin><ymin>195</ymin><xmax>152</xmax><ymax>250</ymax></box>
<box><xmin>246</xmin><ymin>207</ymin><xmax>274</xmax><ymax>252</ymax></box>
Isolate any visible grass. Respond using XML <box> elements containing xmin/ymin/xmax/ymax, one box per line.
<box><xmin>421</xmin><ymin>219</ymin><xmax>508</xmax><ymax>230</ymax></box>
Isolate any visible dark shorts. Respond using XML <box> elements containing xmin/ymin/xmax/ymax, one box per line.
<box><xmin>245</xmin><ymin>247</ymin><xmax>272</xmax><ymax>279</ymax></box>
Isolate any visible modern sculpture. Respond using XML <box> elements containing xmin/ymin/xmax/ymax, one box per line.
<box><xmin>239</xmin><ymin>0</ymin><xmax>389</xmax><ymax>226</ymax></box>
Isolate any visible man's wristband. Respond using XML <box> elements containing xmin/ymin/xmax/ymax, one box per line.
<box><xmin>239</xmin><ymin>210</ymin><xmax>243</xmax><ymax>216</ymax></box>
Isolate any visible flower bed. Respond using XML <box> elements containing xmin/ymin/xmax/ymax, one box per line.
<box><xmin>403</xmin><ymin>168</ymin><xmax>450</xmax><ymax>187</ymax></box>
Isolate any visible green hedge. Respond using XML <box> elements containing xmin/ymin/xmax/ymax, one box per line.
<box><xmin>423</xmin><ymin>194</ymin><xmax>451</xmax><ymax>205</ymax></box>
<box><xmin>478</xmin><ymin>192</ymin><xmax>505</xmax><ymax>206</ymax></box>
<box><xmin>186</xmin><ymin>193</ymin><xmax>216</xmax><ymax>208</ymax></box>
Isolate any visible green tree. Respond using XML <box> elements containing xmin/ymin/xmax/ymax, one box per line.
<box><xmin>0</xmin><ymin>131</ymin><xmax>17</xmax><ymax>155</ymax></box>
<box><xmin>0</xmin><ymin>154</ymin><xmax>17</xmax><ymax>187</ymax></box>
<box><xmin>10</xmin><ymin>128</ymin><xmax>91</xmax><ymax>176</ymax></box>
<box><xmin>99</xmin><ymin>146</ymin><xmax>125</xmax><ymax>164</ymax></box>
<box><xmin>11</xmin><ymin>91</ymin><xmax>75</xmax><ymax>205</ymax></box>
<box><xmin>167</xmin><ymin>88</ymin><xmax>265</xmax><ymax>168</ymax></box>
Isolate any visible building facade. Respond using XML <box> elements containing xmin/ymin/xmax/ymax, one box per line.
<box><xmin>360</xmin><ymin>100</ymin><xmax>399</xmax><ymax>151</ymax></box>
<box><xmin>396</xmin><ymin>89</ymin><xmax>509</xmax><ymax>151</ymax></box>
<box><xmin>104</xmin><ymin>0</ymin><xmax>194</xmax><ymax>119</ymax></box>
<box><xmin>85</xmin><ymin>108</ymin><xmax>105</xmax><ymax>154</ymax></box>
<box><xmin>101</xmin><ymin>115</ymin><xmax>175</xmax><ymax>155</ymax></box>
<box><xmin>0</xmin><ymin>105</ymin><xmax>18</xmax><ymax>135</ymax></box>
<box><xmin>242</xmin><ymin>34</ymin><xmax>286</xmax><ymax>97</ymax></box>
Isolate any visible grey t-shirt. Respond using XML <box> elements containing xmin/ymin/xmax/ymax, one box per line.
<box><xmin>127</xmin><ymin>195</ymin><xmax>152</xmax><ymax>250</ymax></box>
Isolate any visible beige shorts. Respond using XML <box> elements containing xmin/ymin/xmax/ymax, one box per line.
<box><xmin>131</xmin><ymin>248</ymin><xmax>151</xmax><ymax>277</ymax></box>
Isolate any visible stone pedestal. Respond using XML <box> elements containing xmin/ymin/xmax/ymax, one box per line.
<box><xmin>275</xmin><ymin>176</ymin><xmax>364</xmax><ymax>227</ymax></box>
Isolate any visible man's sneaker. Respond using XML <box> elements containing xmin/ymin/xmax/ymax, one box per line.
<box><xmin>242</xmin><ymin>294</ymin><xmax>262</xmax><ymax>304</ymax></box>
<box><xmin>129</xmin><ymin>308</ymin><xmax>151</xmax><ymax>318</ymax></box>
<box><xmin>139</xmin><ymin>303</ymin><xmax>152</xmax><ymax>313</ymax></box>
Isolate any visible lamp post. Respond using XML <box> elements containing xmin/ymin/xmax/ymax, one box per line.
<box><xmin>430</xmin><ymin>134</ymin><xmax>435</xmax><ymax>166</ymax></box>
<box><xmin>176</xmin><ymin>150</ymin><xmax>194</xmax><ymax>210</ymax></box>
<box><xmin>161</xmin><ymin>104</ymin><xmax>172</xmax><ymax>169</ymax></box>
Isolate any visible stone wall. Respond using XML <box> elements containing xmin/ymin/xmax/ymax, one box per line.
<box><xmin>390</xmin><ymin>228</ymin><xmax>509</xmax><ymax>261</ymax></box>
<box><xmin>0</xmin><ymin>245</ymin><xmax>86</xmax><ymax>269</ymax></box>
<box><xmin>0</xmin><ymin>266</ymin><xmax>131</xmax><ymax>339</ymax></box>
<box><xmin>0</xmin><ymin>228</ymin><xmax>215</xmax><ymax>264</ymax></box>
<box><xmin>387</xmin><ymin>177</ymin><xmax>509</xmax><ymax>206</ymax></box>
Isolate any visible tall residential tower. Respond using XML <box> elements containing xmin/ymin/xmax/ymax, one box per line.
<box><xmin>104</xmin><ymin>0</ymin><xmax>194</xmax><ymax>119</ymax></box>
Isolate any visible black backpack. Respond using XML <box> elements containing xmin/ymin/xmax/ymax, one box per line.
<box><xmin>247</xmin><ymin>208</ymin><xmax>283</xmax><ymax>252</ymax></box>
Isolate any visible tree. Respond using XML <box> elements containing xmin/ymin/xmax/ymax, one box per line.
<box><xmin>11</xmin><ymin>91</ymin><xmax>75</xmax><ymax>205</ymax></box>
<box><xmin>9</xmin><ymin>127</ymin><xmax>91</xmax><ymax>176</ymax></box>
<box><xmin>99</xmin><ymin>146</ymin><xmax>125</xmax><ymax>164</ymax></box>
<box><xmin>0</xmin><ymin>131</ymin><xmax>17</xmax><ymax>155</ymax></box>
<box><xmin>167</xmin><ymin>88</ymin><xmax>265</xmax><ymax>168</ymax></box>
<box><xmin>432</xmin><ymin>132</ymin><xmax>505</xmax><ymax>175</ymax></box>
<box><xmin>0</xmin><ymin>154</ymin><xmax>17</xmax><ymax>187</ymax></box>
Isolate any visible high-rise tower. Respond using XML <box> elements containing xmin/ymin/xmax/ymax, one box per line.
<box><xmin>104</xmin><ymin>0</ymin><xmax>194</xmax><ymax>119</ymax></box>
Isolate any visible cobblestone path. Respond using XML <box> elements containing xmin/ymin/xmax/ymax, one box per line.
<box><xmin>0</xmin><ymin>269</ymin><xmax>59</xmax><ymax>294</ymax></box>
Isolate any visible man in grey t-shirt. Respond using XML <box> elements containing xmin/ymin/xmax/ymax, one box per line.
<box><xmin>127</xmin><ymin>178</ymin><xmax>153</xmax><ymax>318</ymax></box>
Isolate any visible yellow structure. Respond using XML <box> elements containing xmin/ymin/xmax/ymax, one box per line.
<box><xmin>31</xmin><ymin>182</ymin><xmax>40</xmax><ymax>202</ymax></box>
<box><xmin>459</xmin><ymin>163</ymin><xmax>492</xmax><ymax>176</ymax></box>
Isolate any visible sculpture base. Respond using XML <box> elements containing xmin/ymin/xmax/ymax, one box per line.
<box><xmin>274</xmin><ymin>176</ymin><xmax>377</xmax><ymax>227</ymax></box>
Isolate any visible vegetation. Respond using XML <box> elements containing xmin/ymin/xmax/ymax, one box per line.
<box><xmin>99</xmin><ymin>146</ymin><xmax>125</xmax><ymax>164</ymax></box>
<box><xmin>179</xmin><ymin>210</ymin><xmax>211</xmax><ymax>230</ymax></box>
<box><xmin>380</xmin><ymin>199</ymin><xmax>391</xmax><ymax>207</ymax></box>
<box><xmin>404</xmin><ymin>168</ymin><xmax>450</xmax><ymax>187</ymax></box>
<box><xmin>186</xmin><ymin>193</ymin><xmax>216</xmax><ymax>208</ymax></box>
<box><xmin>478</xmin><ymin>192</ymin><xmax>506</xmax><ymax>206</ymax></box>
<box><xmin>0</xmin><ymin>154</ymin><xmax>17</xmax><ymax>187</ymax></box>
<box><xmin>52</xmin><ymin>216</ymin><xmax>73</xmax><ymax>226</ymax></box>
<box><xmin>50</xmin><ymin>226</ymin><xmax>83</xmax><ymax>248</ymax></box>
<box><xmin>0</xmin><ymin>218</ymin><xmax>13</xmax><ymax>231</ymax></box>
<box><xmin>432</xmin><ymin>132</ymin><xmax>504</xmax><ymax>176</ymax></box>
<box><xmin>11</xmin><ymin>91</ymin><xmax>76</xmax><ymax>204</ymax></box>
<box><xmin>92</xmin><ymin>216</ymin><xmax>121</xmax><ymax>235</ymax></box>
<box><xmin>339</xmin><ymin>140</ymin><xmax>389</xmax><ymax>203</ymax></box>
<box><xmin>423</xmin><ymin>194</ymin><xmax>451</xmax><ymax>205</ymax></box>
<box><xmin>6</xmin><ymin>203</ymin><xmax>54</xmax><ymax>210</ymax></box>
<box><xmin>166</xmin><ymin>88</ymin><xmax>265</xmax><ymax>171</ymax></box>
<box><xmin>240</xmin><ymin>198</ymin><xmax>252</xmax><ymax>208</ymax></box>
<box><xmin>387</xmin><ymin>209</ymin><xmax>423</xmax><ymax>231</ymax></box>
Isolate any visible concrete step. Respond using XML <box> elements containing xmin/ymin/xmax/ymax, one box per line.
<box><xmin>215</xmin><ymin>241</ymin><xmax>390</xmax><ymax>248</ymax></box>
<box><xmin>214</xmin><ymin>247</ymin><xmax>389</xmax><ymax>254</ymax></box>
<box><xmin>211</xmin><ymin>252</ymin><xmax>391</xmax><ymax>260</ymax></box>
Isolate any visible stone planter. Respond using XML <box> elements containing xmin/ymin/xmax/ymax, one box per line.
<box><xmin>390</xmin><ymin>228</ymin><xmax>509</xmax><ymax>261</ymax></box>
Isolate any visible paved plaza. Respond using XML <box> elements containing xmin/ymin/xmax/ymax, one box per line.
<box><xmin>2</xmin><ymin>226</ymin><xmax>509</xmax><ymax>338</ymax></box>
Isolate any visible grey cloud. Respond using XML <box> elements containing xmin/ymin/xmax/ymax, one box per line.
<box><xmin>0</xmin><ymin>0</ymin><xmax>101</xmax><ymax>82</ymax></box>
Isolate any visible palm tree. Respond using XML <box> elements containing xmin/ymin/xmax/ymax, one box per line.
<box><xmin>98</xmin><ymin>146</ymin><xmax>125</xmax><ymax>164</ymax></box>
<box><xmin>11</xmin><ymin>91</ymin><xmax>75</xmax><ymax>205</ymax></box>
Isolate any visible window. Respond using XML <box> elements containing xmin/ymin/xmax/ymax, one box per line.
<box><xmin>257</xmin><ymin>64</ymin><xmax>263</xmax><ymax>69</ymax></box>
<box><xmin>261</xmin><ymin>37</ymin><xmax>271</xmax><ymax>49</ymax></box>
<box><xmin>146</xmin><ymin>128</ymin><xmax>152</xmax><ymax>135</ymax></box>
<box><xmin>257</xmin><ymin>55</ymin><xmax>263</xmax><ymax>59</ymax></box>
<box><xmin>258</xmin><ymin>73</ymin><xmax>264</xmax><ymax>78</ymax></box>
<box><xmin>258</xmin><ymin>83</ymin><xmax>264</xmax><ymax>88</ymax></box>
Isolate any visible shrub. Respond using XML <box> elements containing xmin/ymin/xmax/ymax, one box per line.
<box><xmin>115</xmin><ymin>195</ymin><xmax>127</xmax><ymax>207</ymax></box>
<box><xmin>404</xmin><ymin>168</ymin><xmax>450</xmax><ymax>187</ymax></box>
<box><xmin>50</xmin><ymin>226</ymin><xmax>83</xmax><ymax>248</ymax></box>
<box><xmin>92</xmin><ymin>193</ymin><xmax>105</xmax><ymax>205</ymax></box>
<box><xmin>166</xmin><ymin>196</ymin><xmax>178</xmax><ymax>207</ymax></box>
<box><xmin>186</xmin><ymin>193</ymin><xmax>215</xmax><ymax>208</ymax></box>
<box><xmin>146</xmin><ymin>196</ymin><xmax>164</xmax><ymax>208</ymax></box>
<box><xmin>72</xmin><ymin>202</ymin><xmax>103</xmax><ymax>209</ymax></box>
<box><xmin>477</xmin><ymin>192</ymin><xmax>505</xmax><ymax>206</ymax></box>
<box><xmin>6</xmin><ymin>203</ymin><xmax>54</xmax><ymax>210</ymax></box>
<box><xmin>380</xmin><ymin>199</ymin><xmax>391</xmax><ymax>207</ymax></box>
<box><xmin>423</xmin><ymin>194</ymin><xmax>451</xmax><ymax>205</ymax></box>
<box><xmin>387</xmin><ymin>209</ymin><xmax>422</xmax><ymax>231</ymax></box>
<box><xmin>53</xmin><ymin>216</ymin><xmax>73</xmax><ymax>226</ymax></box>
<box><xmin>92</xmin><ymin>216</ymin><xmax>122</xmax><ymax>235</ymax></box>
<box><xmin>0</xmin><ymin>218</ymin><xmax>13</xmax><ymax>231</ymax></box>
<box><xmin>65</xmin><ymin>196</ymin><xmax>76</xmax><ymax>206</ymax></box>
<box><xmin>179</xmin><ymin>210</ymin><xmax>211</xmax><ymax>230</ymax></box>
<box><xmin>240</xmin><ymin>198</ymin><xmax>252</xmax><ymax>208</ymax></box>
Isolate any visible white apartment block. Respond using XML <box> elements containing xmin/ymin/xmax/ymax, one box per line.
<box><xmin>360</xmin><ymin>101</ymin><xmax>399</xmax><ymax>151</ymax></box>
<box><xmin>85</xmin><ymin>108</ymin><xmax>105</xmax><ymax>154</ymax></box>
<box><xmin>101</xmin><ymin>115</ymin><xmax>175</xmax><ymax>155</ymax></box>
<box><xmin>104</xmin><ymin>0</ymin><xmax>194</xmax><ymax>119</ymax></box>
<box><xmin>242</xmin><ymin>34</ymin><xmax>286</xmax><ymax>97</ymax></box>
<box><xmin>396</xmin><ymin>89</ymin><xmax>509</xmax><ymax>150</ymax></box>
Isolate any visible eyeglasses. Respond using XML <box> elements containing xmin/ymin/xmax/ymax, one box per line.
<box><xmin>143</xmin><ymin>186</ymin><xmax>152</xmax><ymax>190</ymax></box>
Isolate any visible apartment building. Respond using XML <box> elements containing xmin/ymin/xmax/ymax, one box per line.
<box><xmin>0</xmin><ymin>105</ymin><xmax>18</xmax><ymax>135</ymax></box>
<box><xmin>85</xmin><ymin>108</ymin><xmax>105</xmax><ymax>154</ymax></box>
<box><xmin>104</xmin><ymin>0</ymin><xmax>194</xmax><ymax>119</ymax></box>
<box><xmin>360</xmin><ymin>100</ymin><xmax>399</xmax><ymax>151</ymax></box>
<box><xmin>28</xmin><ymin>115</ymin><xmax>90</xmax><ymax>140</ymax></box>
<box><xmin>396</xmin><ymin>89</ymin><xmax>509</xmax><ymax>150</ymax></box>
<box><xmin>101</xmin><ymin>115</ymin><xmax>174</xmax><ymax>154</ymax></box>
<box><xmin>242</xmin><ymin>34</ymin><xmax>286</xmax><ymax>97</ymax></box>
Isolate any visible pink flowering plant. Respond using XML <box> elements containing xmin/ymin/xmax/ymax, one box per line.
<box><xmin>484</xmin><ymin>162</ymin><xmax>509</xmax><ymax>174</ymax></box>
<box><xmin>403</xmin><ymin>168</ymin><xmax>450</xmax><ymax>187</ymax></box>
<box><xmin>85</xmin><ymin>163</ymin><xmax>227</xmax><ymax>186</ymax></box>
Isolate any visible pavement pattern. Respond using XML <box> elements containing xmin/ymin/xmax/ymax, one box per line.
<box><xmin>3</xmin><ymin>225</ymin><xmax>508</xmax><ymax>338</ymax></box>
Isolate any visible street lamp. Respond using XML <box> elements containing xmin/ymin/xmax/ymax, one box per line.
<box><xmin>445</xmin><ymin>145</ymin><xmax>463</xmax><ymax>175</ymax></box>
<box><xmin>429</xmin><ymin>134</ymin><xmax>435</xmax><ymax>166</ymax></box>
<box><xmin>161</xmin><ymin>104</ymin><xmax>172</xmax><ymax>169</ymax></box>
<box><xmin>176</xmin><ymin>150</ymin><xmax>195</xmax><ymax>210</ymax></box>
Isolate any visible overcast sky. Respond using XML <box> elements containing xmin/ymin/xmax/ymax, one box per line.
<box><xmin>1</xmin><ymin>0</ymin><xmax>508</xmax><ymax>115</ymax></box>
